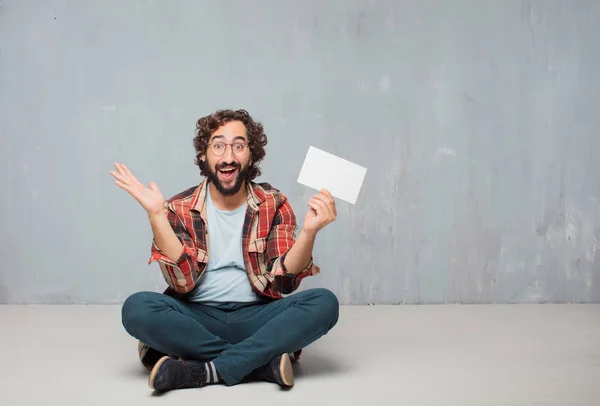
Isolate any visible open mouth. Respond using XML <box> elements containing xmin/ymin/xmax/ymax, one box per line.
<box><xmin>218</xmin><ymin>166</ymin><xmax>237</xmax><ymax>181</ymax></box>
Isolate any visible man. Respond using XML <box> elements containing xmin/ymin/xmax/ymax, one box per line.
<box><xmin>110</xmin><ymin>109</ymin><xmax>339</xmax><ymax>392</ymax></box>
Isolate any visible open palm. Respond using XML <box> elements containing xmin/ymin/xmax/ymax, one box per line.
<box><xmin>110</xmin><ymin>162</ymin><xmax>165</xmax><ymax>216</ymax></box>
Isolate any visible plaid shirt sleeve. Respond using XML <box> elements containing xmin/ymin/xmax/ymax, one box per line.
<box><xmin>267</xmin><ymin>195</ymin><xmax>320</xmax><ymax>294</ymax></box>
<box><xmin>148</xmin><ymin>209</ymin><xmax>200</xmax><ymax>294</ymax></box>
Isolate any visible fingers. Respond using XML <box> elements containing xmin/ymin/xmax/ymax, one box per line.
<box><xmin>112</xmin><ymin>162</ymin><xmax>140</xmax><ymax>187</ymax></box>
<box><xmin>109</xmin><ymin>169</ymin><xmax>128</xmax><ymax>184</ymax></box>
<box><xmin>111</xmin><ymin>163</ymin><xmax>143</xmax><ymax>199</ymax></box>
<box><xmin>113</xmin><ymin>162</ymin><xmax>128</xmax><ymax>177</ymax></box>
<box><xmin>111</xmin><ymin>163</ymin><xmax>131</xmax><ymax>185</ymax></box>
<box><xmin>149</xmin><ymin>181</ymin><xmax>161</xmax><ymax>194</ymax></box>
<box><xmin>110</xmin><ymin>169</ymin><xmax>135</xmax><ymax>191</ymax></box>
<box><xmin>113</xmin><ymin>178</ymin><xmax>135</xmax><ymax>195</ymax></box>
<box><xmin>308</xmin><ymin>197</ymin><xmax>333</xmax><ymax>221</ymax></box>
<box><xmin>320</xmin><ymin>189</ymin><xmax>333</xmax><ymax>199</ymax></box>
<box><xmin>307</xmin><ymin>200</ymin><xmax>326</xmax><ymax>218</ymax></box>
<box><xmin>320</xmin><ymin>189</ymin><xmax>337</xmax><ymax>216</ymax></box>
<box><xmin>311</xmin><ymin>189</ymin><xmax>336</xmax><ymax>220</ymax></box>
<box><xmin>120</xmin><ymin>163</ymin><xmax>141</xmax><ymax>185</ymax></box>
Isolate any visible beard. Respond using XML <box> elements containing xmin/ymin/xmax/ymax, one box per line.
<box><xmin>203</xmin><ymin>160</ymin><xmax>250</xmax><ymax>196</ymax></box>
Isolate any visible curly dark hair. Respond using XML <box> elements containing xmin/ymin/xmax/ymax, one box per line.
<box><xmin>193</xmin><ymin>109</ymin><xmax>267</xmax><ymax>181</ymax></box>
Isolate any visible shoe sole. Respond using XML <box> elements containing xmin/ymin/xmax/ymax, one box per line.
<box><xmin>148</xmin><ymin>355</ymin><xmax>171</xmax><ymax>390</ymax></box>
<box><xmin>138</xmin><ymin>341</ymin><xmax>152</xmax><ymax>370</ymax></box>
<box><xmin>138</xmin><ymin>341</ymin><xmax>146</xmax><ymax>356</ymax></box>
<box><xmin>279</xmin><ymin>353</ymin><xmax>294</xmax><ymax>387</ymax></box>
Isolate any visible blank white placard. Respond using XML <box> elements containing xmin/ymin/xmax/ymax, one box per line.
<box><xmin>297</xmin><ymin>146</ymin><xmax>367</xmax><ymax>204</ymax></box>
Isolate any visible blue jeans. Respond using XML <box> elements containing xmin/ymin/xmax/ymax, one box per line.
<box><xmin>121</xmin><ymin>288</ymin><xmax>339</xmax><ymax>385</ymax></box>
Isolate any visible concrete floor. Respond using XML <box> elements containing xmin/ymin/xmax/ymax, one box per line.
<box><xmin>1</xmin><ymin>304</ymin><xmax>599</xmax><ymax>406</ymax></box>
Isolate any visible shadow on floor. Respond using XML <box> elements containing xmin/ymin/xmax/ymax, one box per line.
<box><xmin>292</xmin><ymin>349</ymin><xmax>348</xmax><ymax>378</ymax></box>
<box><xmin>126</xmin><ymin>364</ymin><xmax>151</xmax><ymax>378</ymax></box>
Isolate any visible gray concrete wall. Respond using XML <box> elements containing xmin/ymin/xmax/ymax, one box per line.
<box><xmin>1</xmin><ymin>0</ymin><xmax>599</xmax><ymax>304</ymax></box>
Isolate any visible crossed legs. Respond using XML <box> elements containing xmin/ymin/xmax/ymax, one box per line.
<box><xmin>121</xmin><ymin>288</ymin><xmax>339</xmax><ymax>386</ymax></box>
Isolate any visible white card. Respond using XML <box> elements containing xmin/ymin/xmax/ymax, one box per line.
<box><xmin>297</xmin><ymin>146</ymin><xmax>367</xmax><ymax>204</ymax></box>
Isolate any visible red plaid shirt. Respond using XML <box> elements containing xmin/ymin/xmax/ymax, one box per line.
<box><xmin>148</xmin><ymin>179</ymin><xmax>320</xmax><ymax>300</ymax></box>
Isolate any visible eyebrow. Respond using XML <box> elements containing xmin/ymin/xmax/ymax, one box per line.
<box><xmin>210</xmin><ymin>135</ymin><xmax>247</xmax><ymax>142</ymax></box>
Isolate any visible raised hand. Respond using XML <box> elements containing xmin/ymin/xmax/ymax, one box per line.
<box><xmin>303</xmin><ymin>189</ymin><xmax>337</xmax><ymax>237</ymax></box>
<box><xmin>110</xmin><ymin>162</ymin><xmax>166</xmax><ymax>216</ymax></box>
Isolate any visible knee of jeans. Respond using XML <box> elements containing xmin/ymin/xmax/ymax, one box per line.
<box><xmin>312</xmin><ymin>288</ymin><xmax>339</xmax><ymax>328</ymax></box>
<box><xmin>121</xmin><ymin>291</ymin><xmax>155</xmax><ymax>334</ymax></box>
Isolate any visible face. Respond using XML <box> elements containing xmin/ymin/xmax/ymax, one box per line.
<box><xmin>201</xmin><ymin>120</ymin><xmax>252</xmax><ymax>196</ymax></box>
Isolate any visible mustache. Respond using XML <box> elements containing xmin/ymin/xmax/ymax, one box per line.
<box><xmin>216</xmin><ymin>162</ymin><xmax>240</xmax><ymax>170</ymax></box>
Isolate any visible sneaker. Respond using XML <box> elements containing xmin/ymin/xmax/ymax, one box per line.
<box><xmin>148</xmin><ymin>356</ymin><xmax>209</xmax><ymax>391</ymax></box>
<box><xmin>138</xmin><ymin>341</ymin><xmax>167</xmax><ymax>371</ymax></box>
<box><xmin>250</xmin><ymin>353</ymin><xmax>294</xmax><ymax>387</ymax></box>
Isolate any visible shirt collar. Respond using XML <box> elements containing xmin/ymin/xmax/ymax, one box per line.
<box><xmin>191</xmin><ymin>178</ymin><xmax>263</xmax><ymax>214</ymax></box>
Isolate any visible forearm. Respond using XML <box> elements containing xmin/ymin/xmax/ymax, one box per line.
<box><xmin>149</xmin><ymin>212</ymin><xmax>184</xmax><ymax>263</ymax></box>
<box><xmin>282</xmin><ymin>229</ymin><xmax>316</xmax><ymax>275</ymax></box>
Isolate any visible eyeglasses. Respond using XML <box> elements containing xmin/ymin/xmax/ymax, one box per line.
<box><xmin>208</xmin><ymin>141</ymin><xmax>249</xmax><ymax>157</ymax></box>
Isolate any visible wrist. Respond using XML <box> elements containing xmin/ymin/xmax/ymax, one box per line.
<box><xmin>299</xmin><ymin>228</ymin><xmax>317</xmax><ymax>241</ymax></box>
<box><xmin>148</xmin><ymin>209</ymin><xmax>167</xmax><ymax>223</ymax></box>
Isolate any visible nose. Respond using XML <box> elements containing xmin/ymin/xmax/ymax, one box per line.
<box><xmin>222</xmin><ymin>144</ymin><xmax>235</xmax><ymax>162</ymax></box>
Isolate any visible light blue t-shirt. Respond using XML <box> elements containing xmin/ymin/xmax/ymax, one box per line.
<box><xmin>187</xmin><ymin>187</ymin><xmax>261</xmax><ymax>305</ymax></box>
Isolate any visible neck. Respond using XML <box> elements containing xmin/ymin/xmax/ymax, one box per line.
<box><xmin>208</xmin><ymin>181</ymin><xmax>248</xmax><ymax>211</ymax></box>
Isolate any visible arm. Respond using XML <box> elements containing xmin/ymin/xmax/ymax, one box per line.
<box><xmin>148</xmin><ymin>207</ymin><xmax>201</xmax><ymax>294</ymax></box>
<box><xmin>109</xmin><ymin>162</ymin><xmax>200</xmax><ymax>294</ymax></box>
<box><xmin>274</xmin><ymin>188</ymin><xmax>337</xmax><ymax>292</ymax></box>
<box><xmin>148</xmin><ymin>209</ymin><xmax>183</xmax><ymax>262</ymax></box>
<box><xmin>265</xmin><ymin>194</ymin><xmax>322</xmax><ymax>294</ymax></box>
<box><xmin>280</xmin><ymin>229</ymin><xmax>316</xmax><ymax>276</ymax></box>
<box><xmin>284</xmin><ymin>188</ymin><xmax>337</xmax><ymax>274</ymax></box>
